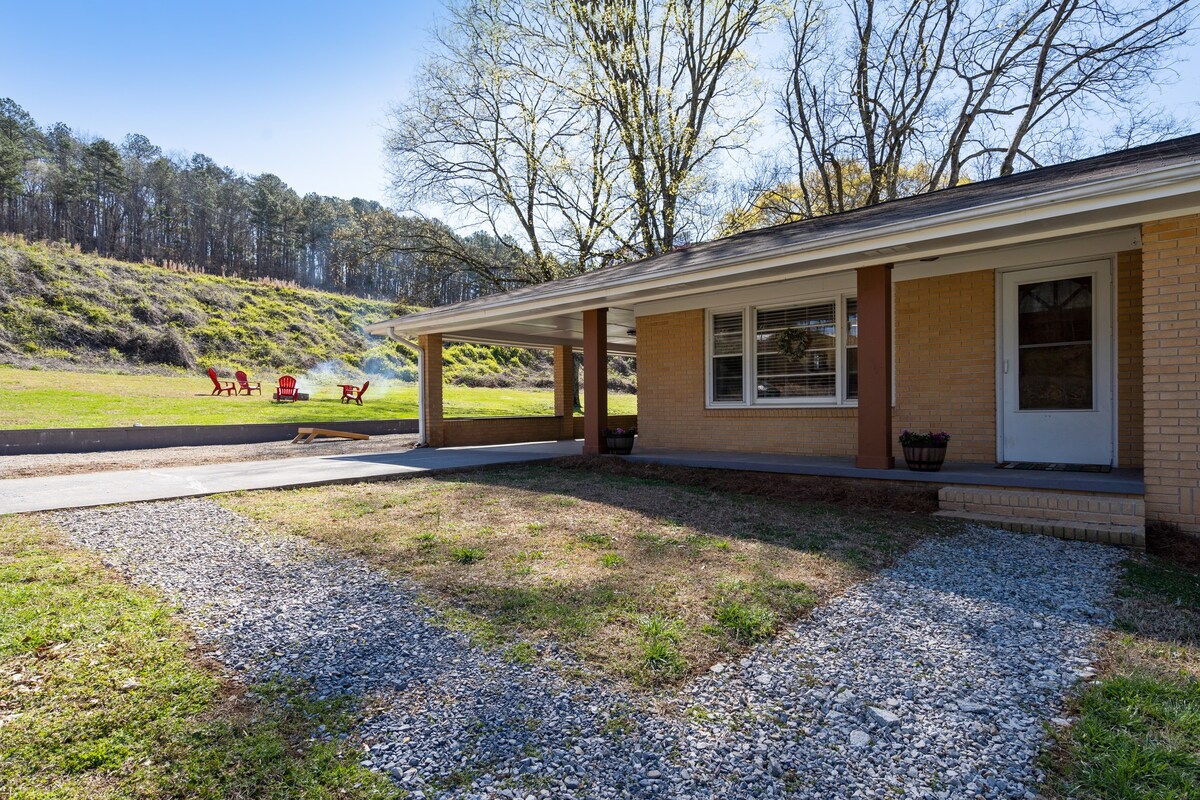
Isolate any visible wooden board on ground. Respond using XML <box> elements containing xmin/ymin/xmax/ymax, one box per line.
<box><xmin>291</xmin><ymin>427</ymin><xmax>371</xmax><ymax>444</ymax></box>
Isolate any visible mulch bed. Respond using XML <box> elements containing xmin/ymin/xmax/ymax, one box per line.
<box><xmin>555</xmin><ymin>456</ymin><xmax>941</xmax><ymax>514</ymax></box>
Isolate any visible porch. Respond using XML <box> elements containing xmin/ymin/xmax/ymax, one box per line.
<box><xmin>623</xmin><ymin>447</ymin><xmax>1144</xmax><ymax>495</ymax></box>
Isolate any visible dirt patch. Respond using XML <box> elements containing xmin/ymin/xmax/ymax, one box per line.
<box><xmin>0</xmin><ymin>434</ymin><xmax>419</xmax><ymax>479</ymax></box>
<box><xmin>554</xmin><ymin>455</ymin><xmax>941</xmax><ymax>514</ymax></box>
<box><xmin>1148</xmin><ymin>520</ymin><xmax>1200</xmax><ymax>569</ymax></box>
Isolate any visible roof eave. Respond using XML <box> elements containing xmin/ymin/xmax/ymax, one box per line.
<box><xmin>367</xmin><ymin>159</ymin><xmax>1200</xmax><ymax>338</ymax></box>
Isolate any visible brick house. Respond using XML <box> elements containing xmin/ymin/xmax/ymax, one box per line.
<box><xmin>368</xmin><ymin>135</ymin><xmax>1200</xmax><ymax>546</ymax></box>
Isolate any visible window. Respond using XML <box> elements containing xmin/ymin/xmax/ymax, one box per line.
<box><xmin>756</xmin><ymin>302</ymin><xmax>837</xmax><ymax>399</ymax></box>
<box><xmin>708</xmin><ymin>295</ymin><xmax>859</xmax><ymax>407</ymax></box>
<box><xmin>710</xmin><ymin>310</ymin><xmax>745</xmax><ymax>403</ymax></box>
<box><xmin>845</xmin><ymin>298</ymin><xmax>858</xmax><ymax>400</ymax></box>
<box><xmin>1017</xmin><ymin>276</ymin><xmax>1093</xmax><ymax>410</ymax></box>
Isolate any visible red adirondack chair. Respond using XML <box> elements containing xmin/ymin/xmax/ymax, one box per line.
<box><xmin>274</xmin><ymin>375</ymin><xmax>298</xmax><ymax>402</ymax></box>
<box><xmin>207</xmin><ymin>368</ymin><xmax>235</xmax><ymax>396</ymax></box>
<box><xmin>235</xmin><ymin>370</ymin><xmax>261</xmax><ymax>395</ymax></box>
<box><xmin>339</xmin><ymin>380</ymin><xmax>370</xmax><ymax>405</ymax></box>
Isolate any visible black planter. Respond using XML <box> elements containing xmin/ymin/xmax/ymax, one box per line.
<box><xmin>605</xmin><ymin>435</ymin><xmax>636</xmax><ymax>455</ymax></box>
<box><xmin>902</xmin><ymin>444</ymin><xmax>947</xmax><ymax>472</ymax></box>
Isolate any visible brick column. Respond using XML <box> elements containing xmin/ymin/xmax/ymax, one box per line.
<box><xmin>582</xmin><ymin>309</ymin><xmax>608</xmax><ymax>455</ymax></box>
<box><xmin>552</xmin><ymin>344</ymin><xmax>575</xmax><ymax>440</ymax></box>
<box><xmin>1142</xmin><ymin>215</ymin><xmax>1200</xmax><ymax>535</ymax></box>
<box><xmin>418</xmin><ymin>333</ymin><xmax>444</xmax><ymax>447</ymax></box>
<box><xmin>855</xmin><ymin>264</ymin><xmax>894</xmax><ymax>469</ymax></box>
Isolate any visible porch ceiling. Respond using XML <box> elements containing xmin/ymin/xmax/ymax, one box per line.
<box><xmin>418</xmin><ymin>307</ymin><xmax>638</xmax><ymax>355</ymax></box>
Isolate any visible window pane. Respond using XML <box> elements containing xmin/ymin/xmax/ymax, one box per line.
<box><xmin>711</xmin><ymin>312</ymin><xmax>744</xmax><ymax>402</ymax></box>
<box><xmin>1019</xmin><ymin>344</ymin><xmax>1093</xmax><ymax>410</ymax></box>
<box><xmin>1017</xmin><ymin>276</ymin><xmax>1093</xmax><ymax>410</ymax></box>
<box><xmin>1018</xmin><ymin>277</ymin><xmax>1092</xmax><ymax>346</ymax></box>
<box><xmin>845</xmin><ymin>298</ymin><xmax>858</xmax><ymax>348</ymax></box>
<box><xmin>712</xmin><ymin>356</ymin><xmax>744</xmax><ymax>402</ymax></box>
<box><xmin>755</xmin><ymin>302</ymin><xmax>836</xmax><ymax>399</ymax></box>
<box><xmin>845</xmin><ymin>298</ymin><xmax>858</xmax><ymax>399</ymax></box>
<box><xmin>846</xmin><ymin>347</ymin><xmax>858</xmax><ymax>400</ymax></box>
<box><xmin>712</xmin><ymin>311</ymin><xmax>743</xmax><ymax>356</ymax></box>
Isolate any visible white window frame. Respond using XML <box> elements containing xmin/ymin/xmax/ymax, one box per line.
<box><xmin>705</xmin><ymin>292</ymin><xmax>860</xmax><ymax>409</ymax></box>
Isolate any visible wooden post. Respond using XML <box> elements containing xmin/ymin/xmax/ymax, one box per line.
<box><xmin>855</xmin><ymin>265</ymin><xmax>894</xmax><ymax>469</ymax></box>
<box><xmin>552</xmin><ymin>344</ymin><xmax>575</xmax><ymax>440</ymax></box>
<box><xmin>418</xmin><ymin>333</ymin><xmax>444</xmax><ymax>447</ymax></box>
<box><xmin>582</xmin><ymin>308</ymin><xmax>608</xmax><ymax>455</ymax></box>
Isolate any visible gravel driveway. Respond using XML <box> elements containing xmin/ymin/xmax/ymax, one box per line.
<box><xmin>54</xmin><ymin>498</ymin><xmax>1121</xmax><ymax>799</ymax></box>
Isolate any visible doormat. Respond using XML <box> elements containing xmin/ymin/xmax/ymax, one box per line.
<box><xmin>995</xmin><ymin>462</ymin><xmax>1112</xmax><ymax>473</ymax></box>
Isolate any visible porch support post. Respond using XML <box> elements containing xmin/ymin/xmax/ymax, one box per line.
<box><xmin>855</xmin><ymin>264</ymin><xmax>894</xmax><ymax>469</ymax></box>
<box><xmin>418</xmin><ymin>333</ymin><xmax>445</xmax><ymax>447</ymax></box>
<box><xmin>552</xmin><ymin>344</ymin><xmax>575</xmax><ymax>440</ymax></box>
<box><xmin>582</xmin><ymin>308</ymin><xmax>608</xmax><ymax>455</ymax></box>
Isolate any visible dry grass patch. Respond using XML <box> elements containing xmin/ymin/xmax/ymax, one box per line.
<box><xmin>223</xmin><ymin>463</ymin><xmax>950</xmax><ymax>685</ymax></box>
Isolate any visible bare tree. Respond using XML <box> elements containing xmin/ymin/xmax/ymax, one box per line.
<box><xmin>388</xmin><ymin>0</ymin><xmax>775</xmax><ymax>281</ymax></box>
<box><xmin>778</xmin><ymin>0</ymin><xmax>1195</xmax><ymax>217</ymax></box>
<box><xmin>387</xmin><ymin>0</ymin><xmax>627</xmax><ymax>285</ymax></box>
<box><xmin>559</xmin><ymin>0</ymin><xmax>774</xmax><ymax>255</ymax></box>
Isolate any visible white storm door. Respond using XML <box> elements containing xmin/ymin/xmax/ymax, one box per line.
<box><xmin>999</xmin><ymin>261</ymin><xmax>1114</xmax><ymax>464</ymax></box>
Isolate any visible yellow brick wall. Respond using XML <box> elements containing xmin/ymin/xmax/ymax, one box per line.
<box><xmin>1141</xmin><ymin>215</ymin><xmax>1200</xmax><ymax>534</ymax></box>
<box><xmin>637</xmin><ymin>272</ymin><xmax>999</xmax><ymax>461</ymax></box>
<box><xmin>892</xmin><ymin>269</ymin><xmax>997</xmax><ymax>462</ymax></box>
<box><xmin>636</xmin><ymin>309</ymin><xmax>859</xmax><ymax>456</ymax></box>
<box><xmin>441</xmin><ymin>416</ymin><xmax>565</xmax><ymax>447</ymax></box>
<box><xmin>639</xmin><ymin>261</ymin><xmax>1142</xmax><ymax>467</ymax></box>
<box><xmin>1116</xmin><ymin>250</ymin><xmax>1144</xmax><ymax>468</ymax></box>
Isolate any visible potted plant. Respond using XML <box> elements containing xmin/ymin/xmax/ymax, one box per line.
<box><xmin>604</xmin><ymin>426</ymin><xmax>637</xmax><ymax>455</ymax></box>
<box><xmin>899</xmin><ymin>429</ymin><xmax>950</xmax><ymax>472</ymax></box>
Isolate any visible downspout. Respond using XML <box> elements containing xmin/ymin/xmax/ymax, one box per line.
<box><xmin>390</xmin><ymin>329</ymin><xmax>426</xmax><ymax>447</ymax></box>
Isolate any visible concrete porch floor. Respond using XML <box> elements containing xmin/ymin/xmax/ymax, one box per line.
<box><xmin>623</xmin><ymin>447</ymin><xmax>1145</xmax><ymax>495</ymax></box>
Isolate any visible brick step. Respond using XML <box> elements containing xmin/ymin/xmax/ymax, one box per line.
<box><xmin>935</xmin><ymin>486</ymin><xmax>1145</xmax><ymax>549</ymax></box>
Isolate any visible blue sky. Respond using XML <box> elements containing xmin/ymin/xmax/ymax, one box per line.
<box><xmin>3</xmin><ymin>0</ymin><xmax>442</xmax><ymax>203</ymax></box>
<box><xmin>4</xmin><ymin>1</ymin><xmax>1198</xmax><ymax>208</ymax></box>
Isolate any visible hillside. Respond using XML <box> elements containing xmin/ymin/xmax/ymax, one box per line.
<box><xmin>0</xmin><ymin>237</ymin><xmax>619</xmax><ymax>390</ymax></box>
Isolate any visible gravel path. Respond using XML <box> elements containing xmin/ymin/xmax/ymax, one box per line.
<box><xmin>54</xmin><ymin>499</ymin><xmax>1121</xmax><ymax>799</ymax></box>
<box><xmin>0</xmin><ymin>433</ymin><xmax>418</xmax><ymax>479</ymax></box>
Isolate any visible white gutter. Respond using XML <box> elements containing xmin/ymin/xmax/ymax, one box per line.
<box><xmin>365</xmin><ymin>159</ymin><xmax>1200</xmax><ymax>338</ymax></box>
<box><xmin>390</xmin><ymin>330</ymin><xmax>426</xmax><ymax>447</ymax></box>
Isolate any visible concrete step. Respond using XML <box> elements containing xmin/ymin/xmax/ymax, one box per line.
<box><xmin>935</xmin><ymin>486</ymin><xmax>1145</xmax><ymax>549</ymax></box>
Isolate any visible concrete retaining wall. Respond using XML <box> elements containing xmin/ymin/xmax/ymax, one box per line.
<box><xmin>0</xmin><ymin>418</ymin><xmax>419</xmax><ymax>456</ymax></box>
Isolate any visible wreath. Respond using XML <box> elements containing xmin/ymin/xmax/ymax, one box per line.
<box><xmin>776</xmin><ymin>326</ymin><xmax>811</xmax><ymax>362</ymax></box>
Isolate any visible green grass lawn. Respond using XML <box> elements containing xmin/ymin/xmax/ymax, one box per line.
<box><xmin>0</xmin><ymin>515</ymin><xmax>402</xmax><ymax>800</ymax></box>
<box><xmin>0</xmin><ymin>367</ymin><xmax>636</xmax><ymax>429</ymax></box>
<box><xmin>1045</xmin><ymin>549</ymin><xmax>1200</xmax><ymax>798</ymax></box>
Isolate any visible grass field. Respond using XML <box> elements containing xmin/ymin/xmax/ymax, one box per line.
<box><xmin>224</xmin><ymin>462</ymin><xmax>946</xmax><ymax>685</ymax></box>
<box><xmin>0</xmin><ymin>367</ymin><xmax>635</xmax><ymax>429</ymax></box>
<box><xmin>0</xmin><ymin>515</ymin><xmax>401</xmax><ymax>799</ymax></box>
<box><xmin>1045</xmin><ymin>546</ymin><xmax>1200</xmax><ymax>798</ymax></box>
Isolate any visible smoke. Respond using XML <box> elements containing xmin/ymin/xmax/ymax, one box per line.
<box><xmin>291</xmin><ymin>359</ymin><xmax>408</xmax><ymax>400</ymax></box>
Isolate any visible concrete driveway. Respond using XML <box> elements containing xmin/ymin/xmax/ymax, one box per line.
<box><xmin>0</xmin><ymin>440</ymin><xmax>582</xmax><ymax>514</ymax></box>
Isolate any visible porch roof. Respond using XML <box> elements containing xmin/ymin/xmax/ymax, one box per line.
<box><xmin>368</xmin><ymin>134</ymin><xmax>1200</xmax><ymax>350</ymax></box>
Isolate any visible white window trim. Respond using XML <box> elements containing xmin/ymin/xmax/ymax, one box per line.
<box><xmin>705</xmin><ymin>292</ymin><xmax>860</xmax><ymax>410</ymax></box>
